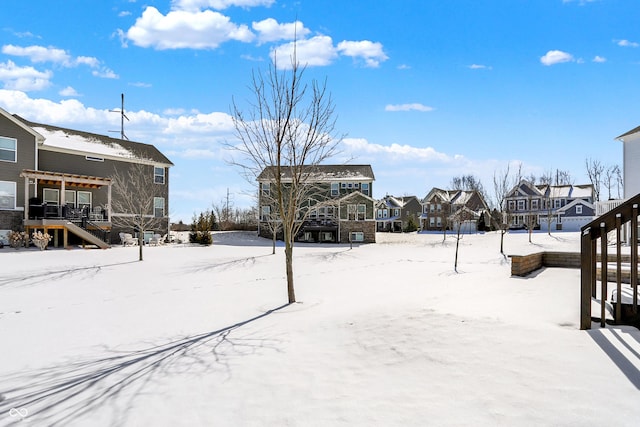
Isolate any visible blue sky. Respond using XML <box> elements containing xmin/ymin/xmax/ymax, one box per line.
<box><xmin>1</xmin><ymin>0</ymin><xmax>638</xmax><ymax>222</ymax></box>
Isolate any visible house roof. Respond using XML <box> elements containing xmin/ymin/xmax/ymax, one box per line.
<box><xmin>615</xmin><ymin>125</ymin><xmax>640</xmax><ymax>140</ymax></box>
<box><xmin>257</xmin><ymin>164</ymin><xmax>374</xmax><ymax>182</ymax></box>
<box><xmin>13</xmin><ymin>115</ymin><xmax>173</xmax><ymax>167</ymax></box>
<box><xmin>0</xmin><ymin>108</ymin><xmax>45</xmax><ymax>142</ymax></box>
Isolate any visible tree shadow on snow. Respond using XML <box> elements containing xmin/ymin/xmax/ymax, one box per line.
<box><xmin>0</xmin><ymin>261</ymin><xmax>139</xmax><ymax>288</ymax></box>
<box><xmin>0</xmin><ymin>304</ymin><xmax>289</xmax><ymax>426</ymax></box>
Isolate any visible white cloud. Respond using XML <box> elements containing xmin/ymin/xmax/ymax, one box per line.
<box><xmin>540</xmin><ymin>50</ymin><xmax>574</xmax><ymax>66</ymax></box>
<box><xmin>616</xmin><ymin>39</ymin><xmax>639</xmax><ymax>48</ymax></box>
<box><xmin>271</xmin><ymin>36</ymin><xmax>388</xmax><ymax>69</ymax></box>
<box><xmin>92</xmin><ymin>67</ymin><xmax>119</xmax><ymax>79</ymax></box>
<box><xmin>397</xmin><ymin>64</ymin><xmax>411</xmax><ymax>70</ymax></box>
<box><xmin>342</xmin><ymin>138</ymin><xmax>452</xmax><ymax>162</ymax></box>
<box><xmin>59</xmin><ymin>86</ymin><xmax>80</xmax><ymax>97</ymax></box>
<box><xmin>0</xmin><ymin>61</ymin><xmax>51</xmax><ymax>91</ymax></box>
<box><xmin>468</xmin><ymin>64</ymin><xmax>492</xmax><ymax>70</ymax></box>
<box><xmin>271</xmin><ymin>36</ymin><xmax>338</xmax><ymax>68</ymax></box>
<box><xmin>336</xmin><ymin>40</ymin><xmax>388</xmax><ymax>68</ymax></box>
<box><xmin>592</xmin><ymin>55</ymin><xmax>606</xmax><ymax>63</ymax></box>
<box><xmin>126</xmin><ymin>6</ymin><xmax>255</xmax><ymax>49</ymax></box>
<box><xmin>164</xmin><ymin>112</ymin><xmax>235</xmax><ymax>134</ymax></box>
<box><xmin>172</xmin><ymin>0</ymin><xmax>274</xmax><ymax>12</ymax></box>
<box><xmin>252</xmin><ymin>18</ymin><xmax>310</xmax><ymax>45</ymax></box>
<box><xmin>1</xmin><ymin>45</ymin><xmax>102</xmax><ymax>69</ymax></box>
<box><xmin>385</xmin><ymin>103</ymin><xmax>434</xmax><ymax>112</ymax></box>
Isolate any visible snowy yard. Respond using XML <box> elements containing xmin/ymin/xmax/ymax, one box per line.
<box><xmin>0</xmin><ymin>231</ymin><xmax>639</xmax><ymax>426</ymax></box>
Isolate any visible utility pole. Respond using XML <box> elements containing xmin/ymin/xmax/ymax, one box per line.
<box><xmin>109</xmin><ymin>93</ymin><xmax>129</xmax><ymax>140</ymax></box>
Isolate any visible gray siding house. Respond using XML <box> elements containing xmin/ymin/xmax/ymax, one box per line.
<box><xmin>375</xmin><ymin>195</ymin><xmax>422</xmax><ymax>232</ymax></box>
<box><xmin>257</xmin><ymin>164</ymin><xmax>376</xmax><ymax>243</ymax></box>
<box><xmin>0</xmin><ymin>108</ymin><xmax>173</xmax><ymax>247</ymax></box>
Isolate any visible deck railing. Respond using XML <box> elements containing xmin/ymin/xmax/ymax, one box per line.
<box><xmin>580</xmin><ymin>194</ymin><xmax>640</xmax><ymax>329</ymax></box>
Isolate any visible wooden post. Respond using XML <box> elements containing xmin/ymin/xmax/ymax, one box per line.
<box><xmin>632</xmin><ymin>204</ymin><xmax>638</xmax><ymax>314</ymax></box>
<box><xmin>591</xmin><ymin>237</ymin><xmax>597</xmax><ymax>299</ymax></box>
<box><xmin>616</xmin><ymin>214</ymin><xmax>622</xmax><ymax>323</ymax></box>
<box><xmin>600</xmin><ymin>222</ymin><xmax>607</xmax><ymax>328</ymax></box>
<box><xmin>580</xmin><ymin>227</ymin><xmax>593</xmax><ymax>330</ymax></box>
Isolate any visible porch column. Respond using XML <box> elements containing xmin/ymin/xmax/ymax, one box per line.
<box><xmin>23</xmin><ymin>175</ymin><xmax>29</xmax><ymax>221</ymax></box>
<box><xmin>107</xmin><ymin>182</ymin><xmax>112</xmax><ymax>221</ymax></box>
<box><xmin>60</xmin><ymin>179</ymin><xmax>66</xmax><ymax>206</ymax></box>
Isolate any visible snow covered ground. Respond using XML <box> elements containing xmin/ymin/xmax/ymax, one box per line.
<box><xmin>0</xmin><ymin>230</ymin><xmax>639</xmax><ymax>426</ymax></box>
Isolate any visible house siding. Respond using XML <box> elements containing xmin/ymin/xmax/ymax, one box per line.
<box><xmin>0</xmin><ymin>116</ymin><xmax>38</xmax><ymax>214</ymax></box>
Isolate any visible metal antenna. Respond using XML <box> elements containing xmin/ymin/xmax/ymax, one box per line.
<box><xmin>109</xmin><ymin>93</ymin><xmax>129</xmax><ymax>140</ymax></box>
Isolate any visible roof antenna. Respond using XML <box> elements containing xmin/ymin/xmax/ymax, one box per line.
<box><xmin>109</xmin><ymin>93</ymin><xmax>129</xmax><ymax>140</ymax></box>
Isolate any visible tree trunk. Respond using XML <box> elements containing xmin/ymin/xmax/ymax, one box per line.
<box><xmin>500</xmin><ymin>229</ymin><xmax>505</xmax><ymax>254</ymax></box>
<box><xmin>284</xmin><ymin>239</ymin><xmax>295</xmax><ymax>303</ymax></box>
<box><xmin>272</xmin><ymin>230</ymin><xmax>276</xmax><ymax>255</ymax></box>
<box><xmin>139</xmin><ymin>234</ymin><xmax>143</xmax><ymax>261</ymax></box>
<box><xmin>454</xmin><ymin>235</ymin><xmax>460</xmax><ymax>272</ymax></box>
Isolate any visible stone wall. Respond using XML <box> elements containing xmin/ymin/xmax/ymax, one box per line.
<box><xmin>339</xmin><ymin>221</ymin><xmax>376</xmax><ymax>243</ymax></box>
<box><xmin>510</xmin><ymin>251</ymin><xmax>581</xmax><ymax>276</ymax></box>
<box><xmin>0</xmin><ymin>211</ymin><xmax>24</xmax><ymax>231</ymax></box>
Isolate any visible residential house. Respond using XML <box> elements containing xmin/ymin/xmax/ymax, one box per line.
<box><xmin>375</xmin><ymin>195</ymin><xmax>422</xmax><ymax>232</ymax></box>
<box><xmin>419</xmin><ymin>188</ymin><xmax>489</xmax><ymax>232</ymax></box>
<box><xmin>616</xmin><ymin>125</ymin><xmax>640</xmax><ymax>200</ymax></box>
<box><xmin>505</xmin><ymin>180</ymin><xmax>595</xmax><ymax>232</ymax></box>
<box><xmin>0</xmin><ymin>108</ymin><xmax>173</xmax><ymax>248</ymax></box>
<box><xmin>257</xmin><ymin>164</ymin><xmax>376</xmax><ymax>243</ymax></box>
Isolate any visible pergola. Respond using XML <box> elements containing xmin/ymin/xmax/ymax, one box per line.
<box><xmin>20</xmin><ymin>169</ymin><xmax>113</xmax><ymax>221</ymax></box>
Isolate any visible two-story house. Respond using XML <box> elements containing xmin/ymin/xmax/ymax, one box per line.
<box><xmin>504</xmin><ymin>180</ymin><xmax>595</xmax><ymax>232</ymax></box>
<box><xmin>375</xmin><ymin>195</ymin><xmax>422</xmax><ymax>232</ymax></box>
<box><xmin>257</xmin><ymin>164</ymin><xmax>376</xmax><ymax>243</ymax></box>
<box><xmin>0</xmin><ymin>108</ymin><xmax>173</xmax><ymax>248</ymax></box>
<box><xmin>419</xmin><ymin>188</ymin><xmax>489</xmax><ymax>232</ymax></box>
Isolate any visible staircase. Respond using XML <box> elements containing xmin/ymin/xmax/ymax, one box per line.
<box><xmin>66</xmin><ymin>221</ymin><xmax>110</xmax><ymax>249</ymax></box>
<box><xmin>580</xmin><ymin>193</ymin><xmax>640</xmax><ymax>329</ymax></box>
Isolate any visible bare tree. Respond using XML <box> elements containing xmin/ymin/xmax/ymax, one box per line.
<box><xmin>229</xmin><ymin>50</ymin><xmax>342</xmax><ymax>304</ymax></box>
<box><xmin>604</xmin><ymin>165</ymin><xmax>623</xmax><ymax>201</ymax></box>
<box><xmin>450</xmin><ymin>174</ymin><xmax>487</xmax><ymax>202</ymax></box>
<box><xmin>615</xmin><ymin>165</ymin><xmax>623</xmax><ymax>199</ymax></box>
<box><xmin>493</xmin><ymin>165</ymin><xmax>513</xmax><ymax>254</ymax></box>
<box><xmin>450</xmin><ymin>207</ymin><xmax>474</xmax><ymax>273</ymax></box>
<box><xmin>111</xmin><ymin>162</ymin><xmax>165</xmax><ymax>261</ymax></box>
<box><xmin>585</xmin><ymin>158</ymin><xmax>605</xmax><ymax>202</ymax></box>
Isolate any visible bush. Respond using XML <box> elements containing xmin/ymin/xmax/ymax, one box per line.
<box><xmin>189</xmin><ymin>231</ymin><xmax>213</xmax><ymax>246</ymax></box>
<box><xmin>32</xmin><ymin>231</ymin><xmax>52</xmax><ymax>250</ymax></box>
<box><xmin>8</xmin><ymin>231</ymin><xmax>28</xmax><ymax>249</ymax></box>
<box><xmin>403</xmin><ymin>215</ymin><xmax>419</xmax><ymax>233</ymax></box>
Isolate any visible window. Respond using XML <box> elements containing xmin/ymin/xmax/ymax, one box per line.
<box><xmin>43</xmin><ymin>188</ymin><xmax>59</xmax><ymax>205</ymax></box>
<box><xmin>377</xmin><ymin>209</ymin><xmax>383</xmax><ymax>218</ymax></box>
<box><xmin>341</xmin><ymin>183</ymin><xmax>347</xmax><ymax>188</ymax></box>
<box><xmin>576</xmin><ymin>205</ymin><xmax>583</xmax><ymax>214</ymax></box>
<box><xmin>517</xmin><ymin>200</ymin><xmax>525</xmax><ymax>211</ymax></box>
<box><xmin>65</xmin><ymin>190</ymin><xmax>76</xmax><ymax>208</ymax></box>
<box><xmin>429</xmin><ymin>217</ymin><xmax>435</xmax><ymax>227</ymax></box>
<box><xmin>154</xmin><ymin>167</ymin><xmax>165</xmax><ymax>184</ymax></box>
<box><xmin>0</xmin><ymin>181</ymin><xmax>16</xmax><ymax>209</ymax></box>
<box><xmin>262</xmin><ymin>182</ymin><xmax>270</xmax><ymax>196</ymax></box>
<box><xmin>436</xmin><ymin>204</ymin><xmax>442</xmax><ymax>212</ymax></box>
<box><xmin>347</xmin><ymin>204</ymin><xmax>357</xmax><ymax>220</ymax></box>
<box><xmin>383</xmin><ymin>209</ymin><xmax>388</xmax><ymax>218</ymax></box>
<box><xmin>77</xmin><ymin>191</ymin><xmax>92</xmax><ymax>209</ymax></box>
<box><xmin>154</xmin><ymin>197</ymin><xmax>165</xmax><ymax>218</ymax></box>
<box><xmin>327</xmin><ymin>207</ymin><xmax>335</xmax><ymax>217</ymax></box>
<box><xmin>554</xmin><ymin>199</ymin><xmax>562</xmax><ymax>209</ymax></box>
<box><xmin>361</xmin><ymin>183</ymin><xmax>369</xmax><ymax>196</ymax></box>
<box><xmin>261</xmin><ymin>205</ymin><xmax>271</xmax><ymax>220</ymax></box>
<box><xmin>394</xmin><ymin>208</ymin><xmax>400</xmax><ymax>217</ymax></box>
<box><xmin>357</xmin><ymin>204</ymin><xmax>366</xmax><ymax>220</ymax></box>
<box><xmin>347</xmin><ymin>183</ymin><xmax>353</xmax><ymax>189</ymax></box>
<box><xmin>508</xmin><ymin>201</ymin><xmax>515</xmax><ymax>211</ymax></box>
<box><xmin>531</xmin><ymin>199</ymin><xmax>539</xmax><ymax>210</ymax></box>
<box><xmin>436</xmin><ymin>217</ymin><xmax>442</xmax><ymax>227</ymax></box>
<box><xmin>85</xmin><ymin>156</ymin><xmax>104</xmax><ymax>162</ymax></box>
<box><xmin>354</xmin><ymin>183</ymin><xmax>360</xmax><ymax>188</ymax></box>
<box><xmin>331</xmin><ymin>183</ymin><xmax>339</xmax><ymax>196</ymax></box>
<box><xmin>0</xmin><ymin>137</ymin><xmax>17</xmax><ymax>162</ymax></box>
<box><xmin>350</xmin><ymin>232</ymin><xmax>364</xmax><ymax>242</ymax></box>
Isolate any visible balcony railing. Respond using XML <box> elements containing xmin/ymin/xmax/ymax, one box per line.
<box><xmin>580</xmin><ymin>194</ymin><xmax>640</xmax><ymax>329</ymax></box>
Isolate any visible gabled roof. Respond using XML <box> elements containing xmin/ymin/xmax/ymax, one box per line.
<box><xmin>0</xmin><ymin>108</ymin><xmax>45</xmax><ymax>142</ymax></box>
<box><xmin>378</xmin><ymin>195</ymin><xmax>418</xmax><ymax>208</ymax></box>
<box><xmin>555</xmin><ymin>198</ymin><xmax>595</xmax><ymax>214</ymax></box>
<box><xmin>257</xmin><ymin>164</ymin><xmax>374</xmax><ymax>182</ymax></box>
<box><xmin>13</xmin><ymin>115</ymin><xmax>173</xmax><ymax>166</ymax></box>
<box><xmin>338</xmin><ymin>190</ymin><xmax>376</xmax><ymax>203</ymax></box>
<box><xmin>616</xmin><ymin>125</ymin><xmax>640</xmax><ymax>140</ymax></box>
<box><xmin>507</xmin><ymin>180</ymin><xmax>543</xmax><ymax>198</ymax></box>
